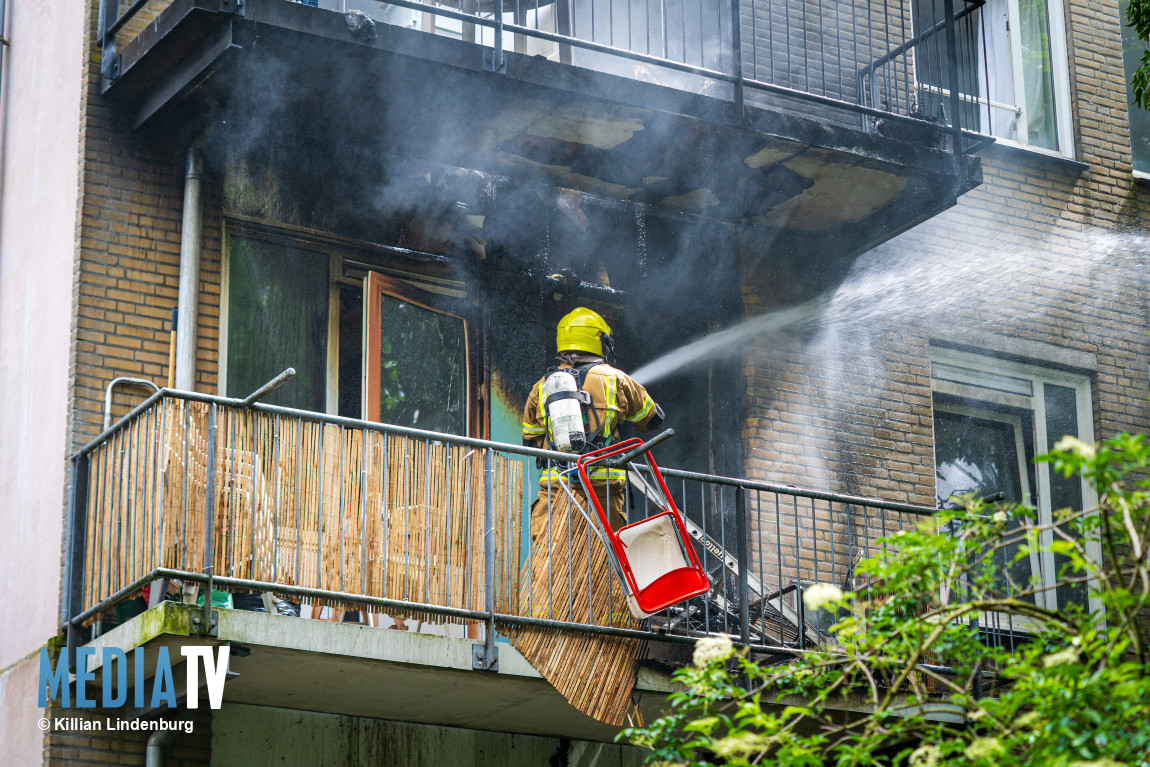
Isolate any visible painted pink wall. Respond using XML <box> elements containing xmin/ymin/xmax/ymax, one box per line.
<box><xmin>0</xmin><ymin>0</ymin><xmax>84</xmax><ymax>761</ymax></box>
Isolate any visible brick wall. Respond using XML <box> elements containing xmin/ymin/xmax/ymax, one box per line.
<box><xmin>739</xmin><ymin>0</ymin><xmax>1150</xmax><ymax>585</ymax></box>
<box><xmin>44</xmin><ymin>709</ymin><xmax>211</xmax><ymax>767</ymax></box>
<box><xmin>53</xmin><ymin>4</ymin><xmax>225</xmax><ymax>762</ymax></box>
<box><xmin>55</xmin><ymin>0</ymin><xmax>1150</xmax><ymax>756</ymax></box>
<box><xmin>70</xmin><ymin>3</ymin><xmax>223</xmax><ymax>454</ymax></box>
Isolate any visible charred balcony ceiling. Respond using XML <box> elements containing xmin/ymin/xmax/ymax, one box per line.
<box><xmin>106</xmin><ymin>0</ymin><xmax>982</xmax><ymax>260</ymax></box>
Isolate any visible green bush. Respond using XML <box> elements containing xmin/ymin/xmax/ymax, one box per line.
<box><xmin>622</xmin><ymin>434</ymin><xmax>1150</xmax><ymax>766</ymax></box>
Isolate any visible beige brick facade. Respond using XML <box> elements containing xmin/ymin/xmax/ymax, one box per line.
<box><xmin>38</xmin><ymin>0</ymin><xmax>1150</xmax><ymax>760</ymax></box>
<box><xmin>740</xmin><ymin>0</ymin><xmax>1150</xmax><ymax>586</ymax></box>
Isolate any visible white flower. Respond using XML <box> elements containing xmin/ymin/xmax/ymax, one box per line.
<box><xmin>712</xmin><ymin>732</ymin><xmax>772</xmax><ymax>758</ymax></box>
<box><xmin>692</xmin><ymin>634</ymin><xmax>734</xmax><ymax>668</ymax></box>
<box><xmin>802</xmin><ymin>583</ymin><xmax>844</xmax><ymax>612</ymax></box>
<box><xmin>963</xmin><ymin>737</ymin><xmax>1004</xmax><ymax>760</ymax></box>
<box><xmin>993</xmin><ymin>510</ymin><xmax>1008</xmax><ymax>523</ymax></box>
<box><xmin>910</xmin><ymin>744</ymin><xmax>941</xmax><ymax>767</ymax></box>
<box><xmin>1054</xmin><ymin>435</ymin><xmax>1096</xmax><ymax>460</ymax></box>
<box><xmin>1043</xmin><ymin>647</ymin><xmax>1080</xmax><ymax>667</ymax></box>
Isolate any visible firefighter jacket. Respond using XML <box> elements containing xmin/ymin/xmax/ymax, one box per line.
<box><xmin>521</xmin><ymin>362</ymin><xmax>661</xmax><ymax>484</ymax></box>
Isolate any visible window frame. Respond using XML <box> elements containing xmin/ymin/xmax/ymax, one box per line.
<box><xmin>219</xmin><ymin>226</ymin><xmax>340</xmax><ymax>414</ymax></box>
<box><xmin>362</xmin><ymin>270</ymin><xmax>476</xmax><ymax>436</ymax></box>
<box><xmin>1120</xmin><ymin>0</ymin><xmax>1150</xmax><ymax>176</ymax></box>
<box><xmin>911</xmin><ymin>0</ymin><xmax>1075</xmax><ymax>158</ymax></box>
<box><xmin>930</xmin><ymin>347</ymin><xmax>1098</xmax><ymax>614</ymax></box>
<box><xmin>220</xmin><ymin>219</ymin><xmax>484</xmax><ymax>436</ymax></box>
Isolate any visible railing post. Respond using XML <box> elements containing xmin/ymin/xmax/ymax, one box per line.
<box><xmin>64</xmin><ymin>454</ymin><xmax>91</xmax><ymax>673</ymax></box>
<box><xmin>98</xmin><ymin>0</ymin><xmax>119</xmax><ymax>80</ymax></box>
<box><xmin>473</xmin><ymin>449</ymin><xmax>499</xmax><ymax>671</ymax></box>
<box><xmin>942</xmin><ymin>0</ymin><xmax>964</xmax><ymax>155</ymax></box>
<box><xmin>729</xmin><ymin>0</ymin><xmax>744</xmax><ymax>120</ymax></box>
<box><xmin>195</xmin><ymin>404</ymin><xmax>218</xmax><ymax>636</ymax></box>
<box><xmin>795</xmin><ymin>580</ymin><xmax>806</xmax><ymax>650</ymax></box>
<box><xmin>485</xmin><ymin>0</ymin><xmax>507</xmax><ymax>73</ymax></box>
<box><xmin>735</xmin><ymin>486</ymin><xmax>750</xmax><ymax>645</ymax></box>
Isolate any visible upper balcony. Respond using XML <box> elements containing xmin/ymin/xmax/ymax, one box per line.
<box><xmin>62</xmin><ymin>384</ymin><xmax>1041</xmax><ymax>734</ymax></box>
<box><xmin>95</xmin><ymin>0</ymin><xmax>988</xmax><ymax>265</ymax></box>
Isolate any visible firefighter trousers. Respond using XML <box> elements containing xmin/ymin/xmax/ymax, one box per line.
<box><xmin>530</xmin><ymin>478</ymin><xmax>627</xmax><ymax>542</ymax></box>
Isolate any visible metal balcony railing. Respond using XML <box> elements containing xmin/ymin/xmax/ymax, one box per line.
<box><xmin>63</xmin><ymin>381</ymin><xmax>944</xmax><ymax>678</ymax></box>
<box><xmin>96</xmin><ymin>0</ymin><xmax>991</xmax><ymax>154</ymax></box>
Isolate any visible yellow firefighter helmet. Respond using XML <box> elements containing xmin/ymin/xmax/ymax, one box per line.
<box><xmin>556</xmin><ymin>307</ymin><xmax>613</xmax><ymax>357</ymax></box>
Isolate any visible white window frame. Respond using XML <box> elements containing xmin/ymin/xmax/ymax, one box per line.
<box><xmin>912</xmin><ymin>0</ymin><xmax>1074</xmax><ymax>158</ymax></box>
<box><xmin>931</xmin><ymin>347</ymin><xmax>1098</xmax><ymax>615</ymax></box>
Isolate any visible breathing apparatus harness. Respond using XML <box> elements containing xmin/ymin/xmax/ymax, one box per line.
<box><xmin>542</xmin><ymin>361</ymin><xmax>610</xmax><ymax>456</ymax></box>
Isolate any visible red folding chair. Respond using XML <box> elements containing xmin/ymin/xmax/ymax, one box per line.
<box><xmin>573</xmin><ymin>437</ymin><xmax>710</xmax><ymax>619</ymax></box>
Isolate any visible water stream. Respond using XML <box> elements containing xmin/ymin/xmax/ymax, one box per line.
<box><xmin>632</xmin><ymin>228</ymin><xmax>1144</xmax><ymax>387</ymax></box>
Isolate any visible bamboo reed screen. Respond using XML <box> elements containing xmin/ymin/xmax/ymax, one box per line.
<box><xmin>82</xmin><ymin>398</ymin><xmax>523</xmax><ymax>622</ymax></box>
<box><xmin>508</xmin><ymin>487</ymin><xmax>644</xmax><ymax>727</ymax></box>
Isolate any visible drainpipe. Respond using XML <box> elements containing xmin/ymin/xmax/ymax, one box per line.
<box><xmin>1</xmin><ymin>0</ymin><xmax>8</xmax><ymax>104</ymax></box>
<box><xmin>175</xmin><ymin>147</ymin><xmax>203</xmax><ymax>391</ymax></box>
<box><xmin>145</xmin><ymin>730</ymin><xmax>176</xmax><ymax>767</ymax></box>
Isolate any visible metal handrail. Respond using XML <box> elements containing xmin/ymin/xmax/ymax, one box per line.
<box><xmin>858</xmin><ymin>0</ymin><xmax>984</xmax><ymax>77</ymax></box>
<box><xmin>94</xmin><ymin>0</ymin><xmax>983</xmax><ymax>157</ymax></box>
<box><xmin>63</xmin><ymin>382</ymin><xmax>943</xmax><ymax>673</ymax></box>
<box><xmin>72</xmin><ymin>386</ymin><xmax>937</xmax><ymax>516</ymax></box>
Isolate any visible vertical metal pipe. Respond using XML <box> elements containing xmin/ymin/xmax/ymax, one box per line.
<box><xmin>97</xmin><ymin>0</ymin><xmax>119</xmax><ymax>79</ymax></box>
<box><xmin>811</xmin><ymin>496</ymin><xmax>818</xmax><ymax>583</ymax></box>
<box><xmin>773</xmin><ymin>493</ymin><xmax>782</xmax><ymax>643</ymax></box>
<box><xmin>942</xmin><ymin>0</ymin><xmax>963</xmax><ymax>154</ymax></box>
<box><xmin>568</xmin><ymin>477</ymin><xmax>575</xmax><ymax>620</ymax></box>
<box><xmin>423</xmin><ymin>440</ymin><xmax>432</xmax><ymax>603</ymax></box>
<box><xmin>145</xmin><ymin>406</ymin><xmax>157</xmax><ymax>577</ymax></box>
<box><xmin>360</xmin><ymin>431</ymin><xmax>369</xmax><ymax>596</ymax></box>
<box><xmin>339</xmin><ymin>426</ymin><xmax>346</xmax><ymax>593</ymax></box>
<box><xmin>202</xmin><ymin>404</ymin><xmax>218</xmax><ymax>631</ymax></box>
<box><xmin>155</xmin><ymin>402</ymin><xmax>169</xmax><ymax>587</ymax></box>
<box><xmin>754</xmin><ymin>490</ymin><xmax>766</xmax><ymax>637</ymax></box>
<box><xmin>482</xmin><ymin>449</ymin><xmax>497</xmax><ymax>667</ymax></box>
<box><xmin>273</xmin><ymin>414</ymin><xmax>282</xmax><ymax>584</ymax></box>
<box><xmin>226</xmin><ymin>411</ymin><xmax>236</xmax><ymax>576</ymax></box>
<box><xmin>295</xmin><ymin>417</ymin><xmax>304</xmax><ymax>587</ymax></box>
<box><xmin>0</xmin><ymin>0</ymin><xmax>7</xmax><ymax>99</ymax></box>
<box><xmin>494</xmin><ymin>0</ymin><xmax>505</xmax><ymax>69</ymax></box>
<box><xmin>719</xmin><ymin>488</ymin><xmax>728</xmax><ymax>634</ymax></box>
<box><xmin>699</xmin><ymin>482</ymin><xmax>710</xmax><ymax>632</ymax></box>
<box><xmin>175</xmin><ymin>148</ymin><xmax>203</xmax><ymax>391</ymax></box>
<box><xmin>796</xmin><ymin>581</ymin><xmax>805</xmax><ymax>650</ymax></box>
<box><xmin>735</xmin><ymin>486</ymin><xmax>750</xmax><ymax>645</ymax></box>
<box><xmin>65</xmin><ymin>455</ymin><xmax>91</xmax><ymax>672</ymax></box>
<box><xmin>250</xmin><ymin>412</ymin><xmax>258</xmax><ymax>580</ymax></box>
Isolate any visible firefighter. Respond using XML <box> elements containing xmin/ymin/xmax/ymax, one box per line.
<box><xmin>522</xmin><ymin>307</ymin><xmax>664</xmax><ymax>541</ymax></box>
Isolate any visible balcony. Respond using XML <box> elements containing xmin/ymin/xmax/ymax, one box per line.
<box><xmin>94</xmin><ymin>0</ymin><xmax>986</xmax><ymax>265</ymax></box>
<box><xmin>64</xmin><ymin>386</ymin><xmax>951</xmax><ymax>732</ymax></box>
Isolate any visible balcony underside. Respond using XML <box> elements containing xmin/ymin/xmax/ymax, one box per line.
<box><xmin>80</xmin><ymin>602</ymin><xmax>964</xmax><ymax>740</ymax></box>
<box><xmin>106</xmin><ymin>0</ymin><xmax>980</xmax><ymax>261</ymax></box>
<box><xmin>82</xmin><ymin>602</ymin><xmax>677</xmax><ymax>742</ymax></box>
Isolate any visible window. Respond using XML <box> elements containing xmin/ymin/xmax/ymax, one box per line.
<box><xmin>223</xmin><ymin>236</ymin><xmax>330</xmax><ymax>411</ymax></box>
<box><xmin>1121</xmin><ymin>0</ymin><xmax>1150</xmax><ymax>175</ymax></box>
<box><xmin>912</xmin><ymin>0</ymin><xmax>1073</xmax><ymax>156</ymax></box>
<box><xmin>222</xmin><ymin>229</ymin><xmax>480</xmax><ymax>436</ymax></box>
<box><xmin>931</xmin><ymin>348</ymin><xmax>1095</xmax><ymax>612</ymax></box>
<box><xmin>364</xmin><ymin>272</ymin><xmax>470</xmax><ymax>436</ymax></box>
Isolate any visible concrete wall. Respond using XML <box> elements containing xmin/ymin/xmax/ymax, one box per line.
<box><xmin>211</xmin><ymin>704</ymin><xmax>645</xmax><ymax>766</ymax></box>
<box><xmin>0</xmin><ymin>0</ymin><xmax>85</xmax><ymax>762</ymax></box>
